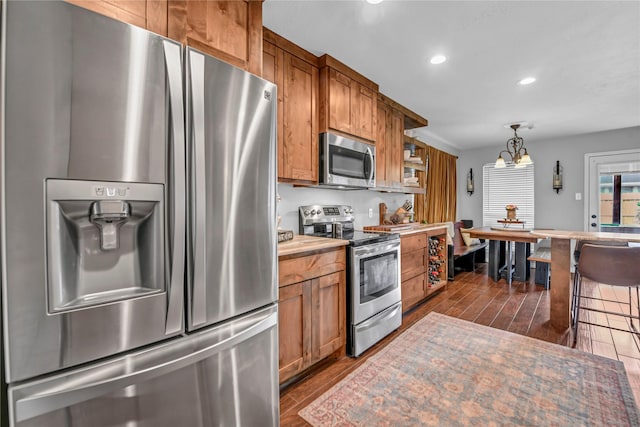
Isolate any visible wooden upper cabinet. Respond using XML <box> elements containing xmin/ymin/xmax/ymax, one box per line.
<box><xmin>263</xmin><ymin>29</ymin><xmax>319</xmax><ymax>184</ymax></box>
<box><xmin>168</xmin><ymin>0</ymin><xmax>263</xmax><ymax>75</ymax></box>
<box><xmin>353</xmin><ymin>84</ymin><xmax>375</xmax><ymax>141</ymax></box>
<box><xmin>388</xmin><ymin>107</ymin><xmax>404</xmax><ymax>187</ymax></box>
<box><xmin>376</xmin><ymin>97</ymin><xmax>403</xmax><ymax>188</ymax></box>
<box><xmin>282</xmin><ymin>53</ymin><xmax>318</xmax><ymax>182</ymax></box>
<box><xmin>328</xmin><ymin>69</ymin><xmax>352</xmax><ymax>133</ymax></box>
<box><xmin>376</xmin><ymin>100</ymin><xmax>388</xmax><ymax>187</ymax></box>
<box><xmin>65</xmin><ymin>0</ymin><xmax>168</xmax><ymax>35</ymax></box>
<box><xmin>319</xmin><ymin>55</ymin><xmax>378</xmax><ymax>143</ymax></box>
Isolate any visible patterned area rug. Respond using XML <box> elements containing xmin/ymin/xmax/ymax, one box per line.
<box><xmin>299</xmin><ymin>312</ymin><xmax>640</xmax><ymax>426</ymax></box>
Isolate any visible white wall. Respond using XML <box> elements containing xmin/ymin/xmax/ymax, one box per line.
<box><xmin>457</xmin><ymin>126</ymin><xmax>640</xmax><ymax>230</ymax></box>
<box><xmin>278</xmin><ymin>184</ymin><xmax>411</xmax><ymax>233</ymax></box>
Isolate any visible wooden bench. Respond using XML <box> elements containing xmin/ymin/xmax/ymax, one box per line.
<box><xmin>450</xmin><ymin>222</ymin><xmax>488</xmax><ymax>279</ymax></box>
<box><xmin>528</xmin><ymin>247</ymin><xmax>551</xmax><ymax>289</ymax></box>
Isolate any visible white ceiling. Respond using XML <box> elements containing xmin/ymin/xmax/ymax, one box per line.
<box><xmin>263</xmin><ymin>0</ymin><xmax>640</xmax><ymax>151</ymax></box>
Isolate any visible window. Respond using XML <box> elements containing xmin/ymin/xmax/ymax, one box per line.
<box><xmin>483</xmin><ymin>163</ymin><xmax>535</xmax><ymax>228</ymax></box>
<box><xmin>599</xmin><ymin>172</ymin><xmax>640</xmax><ymax>226</ymax></box>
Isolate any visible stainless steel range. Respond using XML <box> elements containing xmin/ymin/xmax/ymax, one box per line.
<box><xmin>299</xmin><ymin>205</ymin><xmax>402</xmax><ymax>357</ymax></box>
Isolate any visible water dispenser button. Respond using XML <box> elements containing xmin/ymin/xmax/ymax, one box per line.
<box><xmin>106</xmin><ymin>187</ymin><xmax>116</xmax><ymax>197</ymax></box>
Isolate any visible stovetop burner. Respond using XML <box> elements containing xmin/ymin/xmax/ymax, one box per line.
<box><xmin>299</xmin><ymin>204</ymin><xmax>400</xmax><ymax>247</ymax></box>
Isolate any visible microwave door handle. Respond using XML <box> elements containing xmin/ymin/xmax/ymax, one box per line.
<box><xmin>365</xmin><ymin>146</ymin><xmax>374</xmax><ymax>183</ymax></box>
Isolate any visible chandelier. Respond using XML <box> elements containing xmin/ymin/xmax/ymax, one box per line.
<box><xmin>495</xmin><ymin>124</ymin><xmax>533</xmax><ymax>168</ymax></box>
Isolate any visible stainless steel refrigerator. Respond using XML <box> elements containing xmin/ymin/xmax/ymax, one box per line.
<box><xmin>0</xmin><ymin>2</ymin><xmax>279</xmax><ymax>426</ymax></box>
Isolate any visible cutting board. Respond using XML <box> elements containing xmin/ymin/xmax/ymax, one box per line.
<box><xmin>363</xmin><ymin>224</ymin><xmax>416</xmax><ymax>232</ymax></box>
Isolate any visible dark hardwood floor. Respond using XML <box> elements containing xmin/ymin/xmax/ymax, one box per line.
<box><xmin>279</xmin><ymin>264</ymin><xmax>640</xmax><ymax>426</ymax></box>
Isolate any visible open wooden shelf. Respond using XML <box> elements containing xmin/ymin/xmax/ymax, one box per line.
<box><xmin>403</xmin><ymin>161</ymin><xmax>426</xmax><ymax>171</ymax></box>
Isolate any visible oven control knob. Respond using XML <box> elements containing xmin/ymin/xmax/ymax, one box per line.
<box><xmin>304</xmin><ymin>209</ymin><xmax>310</xmax><ymax>216</ymax></box>
<box><xmin>311</xmin><ymin>209</ymin><xmax>317</xmax><ymax>215</ymax></box>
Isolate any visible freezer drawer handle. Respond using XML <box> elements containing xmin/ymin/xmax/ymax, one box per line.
<box><xmin>356</xmin><ymin>303</ymin><xmax>401</xmax><ymax>333</ymax></box>
<box><xmin>12</xmin><ymin>311</ymin><xmax>277</xmax><ymax>423</ymax></box>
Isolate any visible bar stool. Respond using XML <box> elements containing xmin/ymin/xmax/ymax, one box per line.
<box><xmin>571</xmin><ymin>240</ymin><xmax>629</xmax><ymax>330</ymax></box>
<box><xmin>571</xmin><ymin>244</ymin><xmax>640</xmax><ymax>347</ymax></box>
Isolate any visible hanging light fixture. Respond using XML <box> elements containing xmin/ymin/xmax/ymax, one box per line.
<box><xmin>495</xmin><ymin>124</ymin><xmax>533</xmax><ymax>168</ymax></box>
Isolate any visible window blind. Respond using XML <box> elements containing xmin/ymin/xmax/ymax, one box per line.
<box><xmin>483</xmin><ymin>163</ymin><xmax>535</xmax><ymax>228</ymax></box>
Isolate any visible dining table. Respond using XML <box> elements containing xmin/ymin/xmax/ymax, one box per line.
<box><xmin>467</xmin><ymin>227</ymin><xmax>539</xmax><ymax>285</ymax></box>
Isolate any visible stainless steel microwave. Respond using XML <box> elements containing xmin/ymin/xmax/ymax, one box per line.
<box><xmin>320</xmin><ymin>132</ymin><xmax>375</xmax><ymax>188</ymax></box>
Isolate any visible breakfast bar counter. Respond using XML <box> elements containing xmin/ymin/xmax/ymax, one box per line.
<box><xmin>530</xmin><ymin>229</ymin><xmax>640</xmax><ymax>332</ymax></box>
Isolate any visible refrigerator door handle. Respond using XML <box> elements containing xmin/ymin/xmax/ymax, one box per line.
<box><xmin>11</xmin><ymin>310</ymin><xmax>278</xmax><ymax>424</ymax></box>
<box><xmin>188</xmin><ymin>49</ymin><xmax>208</xmax><ymax>327</ymax></box>
<box><xmin>163</xmin><ymin>40</ymin><xmax>186</xmax><ymax>334</ymax></box>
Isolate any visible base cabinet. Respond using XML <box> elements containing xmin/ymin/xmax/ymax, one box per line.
<box><xmin>400</xmin><ymin>228</ymin><xmax>448</xmax><ymax>312</ymax></box>
<box><xmin>278</xmin><ymin>248</ymin><xmax>346</xmax><ymax>383</ymax></box>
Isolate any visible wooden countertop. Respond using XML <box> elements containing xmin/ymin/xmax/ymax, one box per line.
<box><xmin>531</xmin><ymin>229</ymin><xmax>640</xmax><ymax>243</ymax></box>
<box><xmin>363</xmin><ymin>223</ymin><xmax>448</xmax><ymax>236</ymax></box>
<box><xmin>277</xmin><ymin>235</ymin><xmax>349</xmax><ymax>258</ymax></box>
<box><xmin>467</xmin><ymin>226</ymin><xmax>539</xmax><ymax>243</ymax></box>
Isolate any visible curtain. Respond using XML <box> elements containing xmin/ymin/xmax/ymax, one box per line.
<box><xmin>417</xmin><ymin>145</ymin><xmax>457</xmax><ymax>223</ymax></box>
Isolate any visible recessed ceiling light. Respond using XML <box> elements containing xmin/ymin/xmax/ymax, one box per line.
<box><xmin>518</xmin><ymin>77</ymin><xmax>536</xmax><ymax>85</ymax></box>
<box><xmin>365</xmin><ymin>0</ymin><xmax>384</xmax><ymax>4</ymax></box>
<box><xmin>430</xmin><ymin>55</ymin><xmax>447</xmax><ymax>65</ymax></box>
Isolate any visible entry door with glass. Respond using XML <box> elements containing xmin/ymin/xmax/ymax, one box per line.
<box><xmin>586</xmin><ymin>150</ymin><xmax>640</xmax><ymax>234</ymax></box>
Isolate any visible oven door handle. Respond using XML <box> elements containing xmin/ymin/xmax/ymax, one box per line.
<box><xmin>352</xmin><ymin>240</ymin><xmax>400</xmax><ymax>258</ymax></box>
<box><xmin>364</xmin><ymin>146</ymin><xmax>374</xmax><ymax>184</ymax></box>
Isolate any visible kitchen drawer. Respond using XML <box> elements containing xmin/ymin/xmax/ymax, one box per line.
<box><xmin>279</xmin><ymin>247</ymin><xmax>346</xmax><ymax>287</ymax></box>
<box><xmin>401</xmin><ymin>233</ymin><xmax>426</xmax><ymax>254</ymax></box>
<box><xmin>401</xmin><ymin>273</ymin><xmax>425</xmax><ymax>311</ymax></box>
<box><xmin>401</xmin><ymin>249</ymin><xmax>426</xmax><ymax>282</ymax></box>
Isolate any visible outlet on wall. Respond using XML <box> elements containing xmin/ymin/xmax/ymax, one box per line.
<box><xmin>368</xmin><ymin>208</ymin><xmax>373</xmax><ymax>218</ymax></box>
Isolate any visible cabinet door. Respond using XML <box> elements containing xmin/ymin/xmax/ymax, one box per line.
<box><xmin>312</xmin><ymin>271</ymin><xmax>346</xmax><ymax>362</ymax></box>
<box><xmin>375</xmin><ymin>100</ymin><xmax>388</xmax><ymax>187</ymax></box>
<box><xmin>262</xmin><ymin>42</ymin><xmax>285</xmax><ymax>179</ymax></box>
<box><xmin>168</xmin><ymin>0</ymin><xmax>262</xmax><ymax>75</ymax></box>
<box><xmin>402</xmin><ymin>274</ymin><xmax>426</xmax><ymax>312</ymax></box>
<box><xmin>66</xmin><ymin>0</ymin><xmax>167</xmax><ymax>35</ymax></box>
<box><xmin>352</xmin><ymin>83</ymin><xmax>375</xmax><ymax>141</ymax></box>
<box><xmin>278</xmin><ymin>281</ymin><xmax>312</xmax><ymax>383</ymax></box>
<box><xmin>401</xmin><ymin>249</ymin><xmax>427</xmax><ymax>282</ymax></box>
<box><xmin>328</xmin><ymin>69</ymin><xmax>353</xmax><ymax>134</ymax></box>
<box><xmin>386</xmin><ymin>107</ymin><xmax>404</xmax><ymax>187</ymax></box>
<box><xmin>281</xmin><ymin>52</ymin><xmax>318</xmax><ymax>183</ymax></box>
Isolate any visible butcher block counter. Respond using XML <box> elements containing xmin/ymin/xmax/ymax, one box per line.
<box><xmin>277</xmin><ymin>234</ymin><xmax>348</xmax><ymax>383</ymax></box>
<box><xmin>363</xmin><ymin>222</ymin><xmax>452</xmax><ymax>237</ymax></box>
<box><xmin>277</xmin><ymin>234</ymin><xmax>348</xmax><ymax>258</ymax></box>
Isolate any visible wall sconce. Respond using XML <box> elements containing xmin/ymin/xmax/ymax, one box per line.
<box><xmin>466</xmin><ymin>168</ymin><xmax>474</xmax><ymax>195</ymax></box>
<box><xmin>553</xmin><ymin>160</ymin><xmax>563</xmax><ymax>193</ymax></box>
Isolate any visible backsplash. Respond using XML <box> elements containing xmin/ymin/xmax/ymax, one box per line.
<box><xmin>278</xmin><ymin>183</ymin><xmax>412</xmax><ymax>233</ymax></box>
